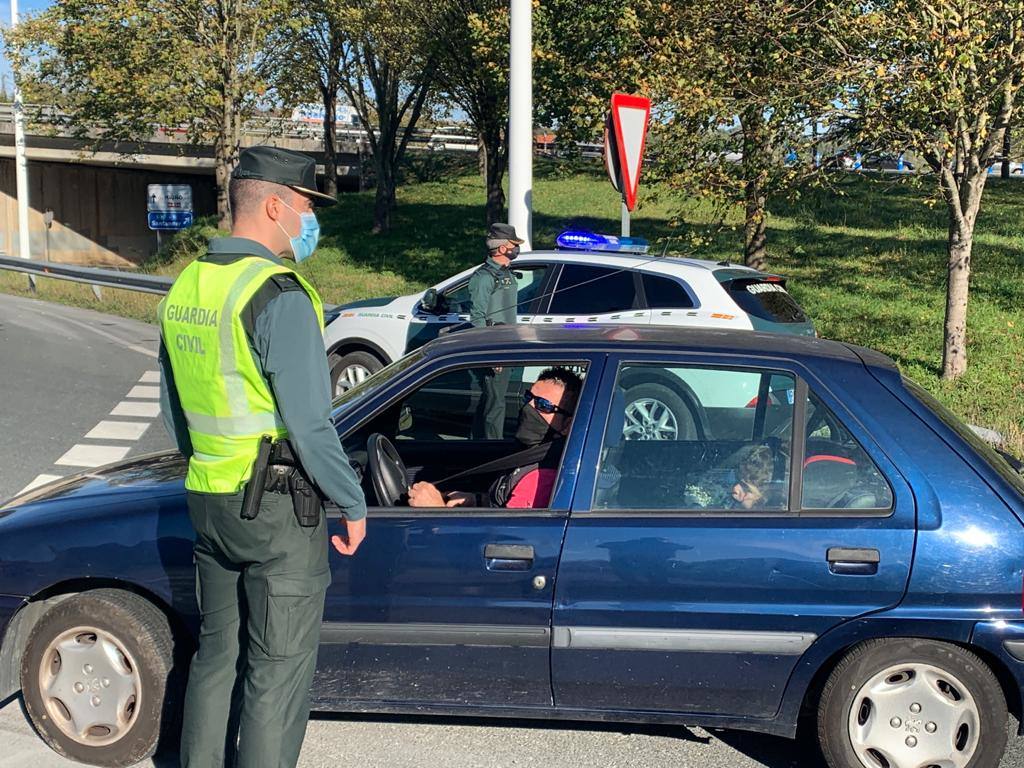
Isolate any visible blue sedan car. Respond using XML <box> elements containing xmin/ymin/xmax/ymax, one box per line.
<box><xmin>1</xmin><ymin>326</ymin><xmax>1023</xmax><ymax>768</ymax></box>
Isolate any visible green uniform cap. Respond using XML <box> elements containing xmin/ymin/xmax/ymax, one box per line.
<box><xmin>232</xmin><ymin>145</ymin><xmax>337</xmax><ymax>207</ymax></box>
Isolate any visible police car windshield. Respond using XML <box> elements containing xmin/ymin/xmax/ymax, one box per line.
<box><xmin>331</xmin><ymin>350</ymin><xmax>425</xmax><ymax>414</ymax></box>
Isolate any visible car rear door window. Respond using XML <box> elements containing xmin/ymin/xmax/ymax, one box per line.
<box><xmin>594</xmin><ymin>363</ymin><xmax>794</xmax><ymax>511</ymax></box>
<box><xmin>548</xmin><ymin>265</ymin><xmax>638</xmax><ymax>315</ymax></box>
<box><xmin>641</xmin><ymin>274</ymin><xmax>695</xmax><ymax>309</ymax></box>
<box><xmin>801</xmin><ymin>391</ymin><xmax>894</xmax><ymax>510</ymax></box>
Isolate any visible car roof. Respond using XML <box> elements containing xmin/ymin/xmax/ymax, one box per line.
<box><xmin>420</xmin><ymin>324</ymin><xmax>896</xmax><ymax>371</ymax></box>
<box><xmin>521</xmin><ymin>250</ymin><xmax>758</xmax><ymax>274</ymax></box>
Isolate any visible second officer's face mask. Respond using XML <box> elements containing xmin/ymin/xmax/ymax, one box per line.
<box><xmin>276</xmin><ymin>198</ymin><xmax>321</xmax><ymax>263</ymax></box>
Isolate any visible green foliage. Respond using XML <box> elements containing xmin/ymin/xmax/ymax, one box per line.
<box><xmin>6</xmin><ymin>0</ymin><xmax>294</xmax><ymax>145</ymax></box>
<box><xmin>641</xmin><ymin>0</ymin><xmax>856</xmax><ymax>265</ymax></box>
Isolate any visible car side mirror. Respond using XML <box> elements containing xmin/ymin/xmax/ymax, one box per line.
<box><xmin>421</xmin><ymin>288</ymin><xmax>439</xmax><ymax>313</ymax></box>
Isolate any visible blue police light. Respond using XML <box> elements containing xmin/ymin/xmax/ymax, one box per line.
<box><xmin>556</xmin><ymin>230</ymin><xmax>649</xmax><ymax>254</ymax></box>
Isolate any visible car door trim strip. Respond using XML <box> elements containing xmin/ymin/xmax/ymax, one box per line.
<box><xmin>320</xmin><ymin>622</ymin><xmax>551</xmax><ymax>648</ymax></box>
<box><xmin>552</xmin><ymin>627</ymin><xmax>817</xmax><ymax>655</ymax></box>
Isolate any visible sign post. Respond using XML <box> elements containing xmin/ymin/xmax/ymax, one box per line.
<box><xmin>147</xmin><ymin>184</ymin><xmax>194</xmax><ymax>251</ymax></box>
<box><xmin>605</xmin><ymin>93</ymin><xmax>652</xmax><ymax>237</ymax></box>
<box><xmin>508</xmin><ymin>0</ymin><xmax>533</xmax><ymax>250</ymax></box>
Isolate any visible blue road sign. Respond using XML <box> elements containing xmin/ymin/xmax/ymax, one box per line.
<box><xmin>148</xmin><ymin>211</ymin><xmax>193</xmax><ymax>231</ymax></box>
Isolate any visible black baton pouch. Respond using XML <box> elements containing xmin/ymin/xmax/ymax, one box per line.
<box><xmin>289</xmin><ymin>470</ymin><xmax>323</xmax><ymax>527</ymax></box>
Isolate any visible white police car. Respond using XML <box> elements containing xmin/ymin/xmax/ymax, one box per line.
<box><xmin>323</xmin><ymin>231</ymin><xmax>815</xmax><ymax>396</ymax></box>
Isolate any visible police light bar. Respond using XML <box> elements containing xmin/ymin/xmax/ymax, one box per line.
<box><xmin>556</xmin><ymin>230</ymin><xmax>649</xmax><ymax>254</ymax></box>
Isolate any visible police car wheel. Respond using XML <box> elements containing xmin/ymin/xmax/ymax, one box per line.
<box><xmin>622</xmin><ymin>383</ymin><xmax>700</xmax><ymax>441</ymax></box>
<box><xmin>330</xmin><ymin>351</ymin><xmax>383</xmax><ymax>397</ymax></box>
<box><xmin>20</xmin><ymin>589</ymin><xmax>180</xmax><ymax>768</ymax></box>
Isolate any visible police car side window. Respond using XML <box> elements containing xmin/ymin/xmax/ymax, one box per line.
<box><xmin>642</xmin><ymin>274</ymin><xmax>695</xmax><ymax>309</ymax></box>
<box><xmin>548</xmin><ymin>266</ymin><xmax>637</xmax><ymax>315</ymax></box>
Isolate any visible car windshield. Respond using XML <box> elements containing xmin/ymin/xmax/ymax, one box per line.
<box><xmin>331</xmin><ymin>350</ymin><xmax>425</xmax><ymax>415</ymax></box>
<box><xmin>902</xmin><ymin>376</ymin><xmax>1024</xmax><ymax>498</ymax></box>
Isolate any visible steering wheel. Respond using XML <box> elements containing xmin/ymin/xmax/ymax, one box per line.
<box><xmin>366</xmin><ymin>433</ymin><xmax>409</xmax><ymax>506</ymax></box>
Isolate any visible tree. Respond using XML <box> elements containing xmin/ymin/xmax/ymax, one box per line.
<box><xmin>643</xmin><ymin>0</ymin><xmax>853</xmax><ymax>270</ymax></box>
<box><xmin>333</xmin><ymin>0</ymin><xmax>437</xmax><ymax>233</ymax></box>
<box><xmin>421</xmin><ymin>0</ymin><xmax>509</xmax><ymax>225</ymax></box>
<box><xmin>6</xmin><ymin>0</ymin><xmax>293</xmax><ymax>229</ymax></box>
<box><xmin>282</xmin><ymin>0</ymin><xmax>349</xmax><ymax>198</ymax></box>
<box><xmin>851</xmin><ymin>0</ymin><xmax>1024</xmax><ymax>379</ymax></box>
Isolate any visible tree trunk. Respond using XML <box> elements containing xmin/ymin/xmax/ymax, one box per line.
<box><xmin>480</xmin><ymin>124</ymin><xmax>506</xmax><ymax>226</ymax></box>
<box><xmin>740</xmin><ymin>109</ymin><xmax>769</xmax><ymax>270</ymax></box>
<box><xmin>373</xmin><ymin>152</ymin><xmax>396</xmax><ymax>234</ymax></box>
<box><xmin>743</xmin><ymin>180</ymin><xmax>768</xmax><ymax>270</ymax></box>
<box><xmin>1001</xmin><ymin>125</ymin><xmax>1012</xmax><ymax>180</ymax></box>
<box><xmin>940</xmin><ymin>170</ymin><xmax>986</xmax><ymax>380</ymax></box>
<box><xmin>322</xmin><ymin>87</ymin><xmax>339</xmax><ymax>199</ymax></box>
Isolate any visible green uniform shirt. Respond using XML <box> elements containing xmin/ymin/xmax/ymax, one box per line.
<box><xmin>468</xmin><ymin>257</ymin><xmax>518</xmax><ymax>328</ymax></box>
<box><xmin>159</xmin><ymin>236</ymin><xmax>367</xmax><ymax>521</ymax></box>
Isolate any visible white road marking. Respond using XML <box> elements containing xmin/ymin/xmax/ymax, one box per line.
<box><xmin>85</xmin><ymin>420</ymin><xmax>150</xmax><ymax>441</ymax></box>
<box><xmin>18</xmin><ymin>474</ymin><xmax>62</xmax><ymax>495</ymax></box>
<box><xmin>55</xmin><ymin>444</ymin><xmax>131</xmax><ymax>468</ymax></box>
<box><xmin>111</xmin><ymin>401</ymin><xmax>161</xmax><ymax>418</ymax></box>
<box><xmin>139</xmin><ymin>370</ymin><xmax>161</xmax><ymax>383</ymax></box>
<box><xmin>126</xmin><ymin>385</ymin><xmax>160</xmax><ymax>399</ymax></box>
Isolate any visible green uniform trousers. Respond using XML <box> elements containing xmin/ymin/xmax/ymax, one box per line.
<box><xmin>180</xmin><ymin>487</ymin><xmax>330</xmax><ymax>768</ymax></box>
<box><xmin>474</xmin><ymin>367</ymin><xmax>512</xmax><ymax>440</ymax></box>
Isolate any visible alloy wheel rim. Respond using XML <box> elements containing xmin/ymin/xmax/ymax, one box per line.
<box><xmin>37</xmin><ymin>626</ymin><xmax>141</xmax><ymax>747</ymax></box>
<box><xmin>623</xmin><ymin>398</ymin><xmax>679</xmax><ymax>441</ymax></box>
<box><xmin>335</xmin><ymin>363</ymin><xmax>372</xmax><ymax>396</ymax></box>
<box><xmin>848</xmin><ymin>662</ymin><xmax>980</xmax><ymax>768</ymax></box>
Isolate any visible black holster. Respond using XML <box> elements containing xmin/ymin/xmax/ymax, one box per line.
<box><xmin>269</xmin><ymin>438</ymin><xmax>324</xmax><ymax>527</ymax></box>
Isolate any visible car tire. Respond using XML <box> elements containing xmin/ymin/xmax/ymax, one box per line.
<box><xmin>622</xmin><ymin>382</ymin><xmax>702</xmax><ymax>441</ymax></box>
<box><xmin>818</xmin><ymin>638</ymin><xmax>1008</xmax><ymax>768</ymax></box>
<box><xmin>20</xmin><ymin>589</ymin><xmax>179</xmax><ymax>768</ymax></box>
<box><xmin>330</xmin><ymin>350</ymin><xmax>384</xmax><ymax>397</ymax></box>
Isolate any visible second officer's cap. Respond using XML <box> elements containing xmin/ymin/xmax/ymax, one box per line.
<box><xmin>485</xmin><ymin>222</ymin><xmax>525</xmax><ymax>250</ymax></box>
<box><xmin>231</xmin><ymin>145</ymin><xmax>337</xmax><ymax>207</ymax></box>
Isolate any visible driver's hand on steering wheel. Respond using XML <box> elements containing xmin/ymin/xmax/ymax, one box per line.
<box><xmin>409</xmin><ymin>481</ymin><xmax>446</xmax><ymax>508</ymax></box>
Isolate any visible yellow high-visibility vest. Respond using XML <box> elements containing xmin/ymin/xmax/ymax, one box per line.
<box><xmin>159</xmin><ymin>256</ymin><xmax>324</xmax><ymax>494</ymax></box>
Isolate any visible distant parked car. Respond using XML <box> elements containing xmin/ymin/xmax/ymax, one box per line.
<box><xmin>861</xmin><ymin>154</ymin><xmax>915</xmax><ymax>172</ymax></box>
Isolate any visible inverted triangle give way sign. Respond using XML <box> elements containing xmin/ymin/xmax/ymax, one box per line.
<box><xmin>610</xmin><ymin>92</ymin><xmax>652</xmax><ymax>212</ymax></box>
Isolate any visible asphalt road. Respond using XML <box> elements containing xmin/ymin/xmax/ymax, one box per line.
<box><xmin>1</xmin><ymin>293</ymin><xmax>1022</xmax><ymax>768</ymax></box>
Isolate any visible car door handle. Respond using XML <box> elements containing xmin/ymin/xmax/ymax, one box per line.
<box><xmin>485</xmin><ymin>544</ymin><xmax>534</xmax><ymax>571</ymax></box>
<box><xmin>827</xmin><ymin>547</ymin><xmax>880</xmax><ymax>576</ymax></box>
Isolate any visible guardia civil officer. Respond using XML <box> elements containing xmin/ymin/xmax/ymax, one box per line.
<box><xmin>158</xmin><ymin>146</ymin><xmax>366</xmax><ymax>768</ymax></box>
<box><xmin>468</xmin><ymin>222</ymin><xmax>524</xmax><ymax>439</ymax></box>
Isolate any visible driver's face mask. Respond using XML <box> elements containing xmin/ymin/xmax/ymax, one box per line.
<box><xmin>515</xmin><ymin>404</ymin><xmax>558</xmax><ymax>446</ymax></box>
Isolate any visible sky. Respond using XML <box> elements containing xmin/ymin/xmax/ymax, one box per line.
<box><xmin>0</xmin><ymin>0</ymin><xmax>51</xmax><ymax>90</ymax></box>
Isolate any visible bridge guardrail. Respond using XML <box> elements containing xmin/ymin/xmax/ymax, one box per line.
<box><xmin>0</xmin><ymin>255</ymin><xmax>172</xmax><ymax>295</ymax></box>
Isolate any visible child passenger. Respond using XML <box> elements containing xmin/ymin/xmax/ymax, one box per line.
<box><xmin>731</xmin><ymin>444</ymin><xmax>777</xmax><ymax>509</ymax></box>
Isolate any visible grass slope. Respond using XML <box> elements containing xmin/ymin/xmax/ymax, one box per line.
<box><xmin>3</xmin><ymin>160</ymin><xmax>1021</xmax><ymax>451</ymax></box>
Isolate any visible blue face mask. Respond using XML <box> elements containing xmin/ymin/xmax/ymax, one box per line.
<box><xmin>277</xmin><ymin>199</ymin><xmax>320</xmax><ymax>263</ymax></box>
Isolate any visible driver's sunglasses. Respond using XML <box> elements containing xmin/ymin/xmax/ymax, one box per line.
<box><xmin>523</xmin><ymin>390</ymin><xmax>572</xmax><ymax>416</ymax></box>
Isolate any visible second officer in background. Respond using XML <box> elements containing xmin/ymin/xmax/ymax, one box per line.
<box><xmin>468</xmin><ymin>222</ymin><xmax>524</xmax><ymax>439</ymax></box>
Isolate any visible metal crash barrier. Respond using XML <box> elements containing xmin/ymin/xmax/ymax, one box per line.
<box><xmin>0</xmin><ymin>254</ymin><xmax>172</xmax><ymax>296</ymax></box>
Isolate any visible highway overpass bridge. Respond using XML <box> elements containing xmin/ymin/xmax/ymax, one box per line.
<box><xmin>0</xmin><ymin>104</ymin><xmax>374</xmax><ymax>266</ymax></box>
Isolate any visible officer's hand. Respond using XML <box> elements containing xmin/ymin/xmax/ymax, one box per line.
<box><xmin>331</xmin><ymin>517</ymin><xmax>366</xmax><ymax>556</ymax></box>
